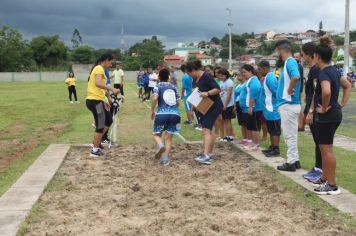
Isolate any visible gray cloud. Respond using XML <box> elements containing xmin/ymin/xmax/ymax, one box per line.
<box><xmin>0</xmin><ymin>0</ymin><xmax>354</xmax><ymax>49</ymax></box>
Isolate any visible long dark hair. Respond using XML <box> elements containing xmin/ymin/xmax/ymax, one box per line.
<box><xmin>315</xmin><ymin>36</ymin><xmax>333</xmax><ymax>63</ymax></box>
<box><xmin>88</xmin><ymin>53</ymin><xmax>114</xmax><ymax>81</ymax></box>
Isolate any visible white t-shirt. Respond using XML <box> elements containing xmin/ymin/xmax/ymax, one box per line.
<box><xmin>220</xmin><ymin>78</ymin><xmax>235</xmax><ymax>107</ymax></box>
<box><xmin>149</xmin><ymin>73</ymin><xmax>158</xmax><ymax>88</ymax></box>
<box><xmin>112</xmin><ymin>69</ymin><xmax>124</xmax><ymax>84</ymax></box>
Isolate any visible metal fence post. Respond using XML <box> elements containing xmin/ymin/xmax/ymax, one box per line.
<box><xmin>39</xmin><ymin>71</ymin><xmax>42</xmax><ymax>82</ymax></box>
<box><xmin>11</xmin><ymin>72</ymin><xmax>15</xmax><ymax>82</ymax></box>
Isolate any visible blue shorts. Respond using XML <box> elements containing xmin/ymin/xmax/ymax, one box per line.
<box><xmin>138</xmin><ymin>83</ymin><xmax>144</xmax><ymax>89</ymax></box>
<box><xmin>183</xmin><ymin>98</ymin><xmax>191</xmax><ymax>112</ymax></box>
<box><xmin>153</xmin><ymin>114</ymin><xmax>181</xmax><ymax>134</ymax></box>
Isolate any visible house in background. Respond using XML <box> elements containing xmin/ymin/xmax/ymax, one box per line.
<box><xmin>164</xmin><ymin>55</ymin><xmax>184</xmax><ymax>68</ymax></box>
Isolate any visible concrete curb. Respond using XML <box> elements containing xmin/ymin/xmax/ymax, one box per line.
<box><xmin>0</xmin><ymin>144</ymin><xmax>70</xmax><ymax>236</ymax></box>
<box><xmin>231</xmin><ymin>142</ymin><xmax>356</xmax><ymax>216</ymax></box>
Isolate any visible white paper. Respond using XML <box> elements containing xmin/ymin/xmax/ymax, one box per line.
<box><xmin>186</xmin><ymin>88</ymin><xmax>202</xmax><ymax>107</ymax></box>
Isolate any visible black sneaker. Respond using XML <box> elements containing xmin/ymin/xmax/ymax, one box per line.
<box><xmin>264</xmin><ymin>148</ymin><xmax>280</xmax><ymax>157</ymax></box>
<box><xmin>311</xmin><ymin>177</ymin><xmax>327</xmax><ymax>187</ymax></box>
<box><xmin>184</xmin><ymin>120</ymin><xmax>193</xmax><ymax>125</ymax></box>
<box><xmin>223</xmin><ymin>136</ymin><xmax>234</xmax><ymax>142</ymax></box>
<box><xmin>295</xmin><ymin>161</ymin><xmax>301</xmax><ymax>169</ymax></box>
<box><xmin>101</xmin><ymin>139</ymin><xmax>110</xmax><ymax>146</ymax></box>
<box><xmin>314</xmin><ymin>183</ymin><xmax>341</xmax><ymax>195</ymax></box>
<box><xmin>90</xmin><ymin>149</ymin><xmax>104</xmax><ymax>158</ymax></box>
<box><xmin>277</xmin><ymin>163</ymin><xmax>296</xmax><ymax>172</ymax></box>
<box><xmin>262</xmin><ymin>145</ymin><xmax>274</xmax><ymax>154</ymax></box>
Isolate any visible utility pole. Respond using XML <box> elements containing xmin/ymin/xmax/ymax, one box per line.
<box><xmin>344</xmin><ymin>0</ymin><xmax>350</xmax><ymax>74</ymax></box>
<box><xmin>226</xmin><ymin>8</ymin><xmax>233</xmax><ymax>71</ymax></box>
<box><xmin>120</xmin><ymin>24</ymin><xmax>125</xmax><ymax>55</ymax></box>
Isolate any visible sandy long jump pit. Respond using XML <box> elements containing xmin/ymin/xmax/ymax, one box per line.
<box><xmin>24</xmin><ymin>144</ymin><xmax>355</xmax><ymax>236</ymax></box>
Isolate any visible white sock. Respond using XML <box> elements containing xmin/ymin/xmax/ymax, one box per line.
<box><xmin>92</xmin><ymin>147</ymin><xmax>99</xmax><ymax>152</ymax></box>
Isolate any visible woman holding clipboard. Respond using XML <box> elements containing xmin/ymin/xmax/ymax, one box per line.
<box><xmin>186</xmin><ymin>60</ymin><xmax>223</xmax><ymax>165</ymax></box>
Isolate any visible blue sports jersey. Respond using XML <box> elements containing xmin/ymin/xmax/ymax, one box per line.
<box><xmin>153</xmin><ymin>82</ymin><xmax>180</xmax><ymax>116</ymax></box>
<box><xmin>239</xmin><ymin>76</ymin><xmax>262</xmax><ymax>113</ymax></box>
<box><xmin>277</xmin><ymin>57</ymin><xmax>301</xmax><ymax>107</ymax></box>
<box><xmin>105</xmin><ymin>69</ymin><xmax>111</xmax><ymax>85</ymax></box>
<box><xmin>182</xmin><ymin>73</ymin><xmax>193</xmax><ymax>99</ymax></box>
<box><xmin>234</xmin><ymin>83</ymin><xmax>244</xmax><ymax>102</ymax></box>
<box><xmin>143</xmin><ymin>73</ymin><xmax>150</xmax><ymax>84</ymax></box>
<box><xmin>261</xmin><ymin>72</ymin><xmax>280</xmax><ymax>121</ymax></box>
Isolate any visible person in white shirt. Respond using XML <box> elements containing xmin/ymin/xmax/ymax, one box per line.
<box><xmin>147</xmin><ymin>68</ymin><xmax>159</xmax><ymax>101</ymax></box>
<box><xmin>111</xmin><ymin>64</ymin><xmax>125</xmax><ymax>97</ymax></box>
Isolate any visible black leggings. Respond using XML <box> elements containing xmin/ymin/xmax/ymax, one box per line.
<box><xmin>68</xmin><ymin>85</ymin><xmax>77</xmax><ymax>101</ymax></box>
<box><xmin>86</xmin><ymin>100</ymin><xmax>113</xmax><ymax>133</ymax></box>
<box><xmin>145</xmin><ymin>87</ymin><xmax>153</xmax><ymax>100</ymax></box>
<box><xmin>309</xmin><ymin>114</ymin><xmax>322</xmax><ymax>169</ymax></box>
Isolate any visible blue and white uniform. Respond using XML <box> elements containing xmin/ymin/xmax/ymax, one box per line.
<box><xmin>239</xmin><ymin>76</ymin><xmax>262</xmax><ymax>113</ymax></box>
<box><xmin>153</xmin><ymin>82</ymin><xmax>181</xmax><ymax>134</ymax></box>
<box><xmin>261</xmin><ymin>72</ymin><xmax>280</xmax><ymax>121</ymax></box>
<box><xmin>181</xmin><ymin>73</ymin><xmax>193</xmax><ymax>112</ymax></box>
<box><xmin>276</xmin><ymin>57</ymin><xmax>301</xmax><ymax>107</ymax></box>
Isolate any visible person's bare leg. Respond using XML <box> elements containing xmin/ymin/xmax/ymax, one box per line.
<box><xmin>241</xmin><ymin>126</ymin><xmax>247</xmax><ymax>139</ymax></box>
<box><xmin>320</xmin><ymin>144</ymin><xmax>336</xmax><ymax>185</ymax></box>
<box><xmin>225</xmin><ymin>119</ymin><xmax>233</xmax><ymax>137</ymax></box>
<box><xmin>163</xmin><ymin>133</ymin><xmax>173</xmax><ymax>156</ymax></box>
<box><xmin>261</xmin><ymin>122</ymin><xmax>268</xmax><ymax>142</ymax></box>
<box><xmin>203</xmin><ymin>128</ymin><xmax>214</xmax><ymax>155</ymax></box>
<box><xmin>251</xmin><ymin>131</ymin><xmax>259</xmax><ymax>145</ymax></box>
<box><xmin>271</xmin><ymin>136</ymin><xmax>280</xmax><ymax>147</ymax></box>
<box><xmin>153</xmin><ymin>134</ymin><xmax>163</xmax><ymax>146</ymax></box>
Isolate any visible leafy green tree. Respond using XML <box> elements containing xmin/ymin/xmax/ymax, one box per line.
<box><xmin>210</xmin><ymin>37</ymin><xmax>221</xmax><ymax>44</ymax></box>
<box><xmin>71</xmin><ymin>29</ymin><xmax>83</xmax><ymax>48</ymax></box>
<box><xmin>94</xmin><ymin>48</ymin><xmax>121</xmax><ymax>62</ymax></box>
<box><xmin>332</xmin><ymin>36</ymin><xmax>345</xmax><ymax>46</ymax></box>
<box><xmin>319</xmin><ymin>21</ymin><xmax>326</xmax><ymax>36</ymax></box>
<box><xmin>72</xmin><ymin>45</ymin><xmax>94</xmax><ymax>63</ymax></box>
<box><xmin>0</xmin><ymin>25</ymin><xmax>34</xmax><ymax>72</ymax></box>
<box><xmin>187</xmin><ymin>54</ymin><xmax>197</xmax><ymax>62</ymax></box>
<box><xmin>349</xmin><ymin>31</ymin><xmax>356</xmax><ymax>42</ymax></box>
<box><xmin>125</xmin><ymin>36</ymin><xmax>165</xmax><ymax>69</ymax></box>
<box><xmin>30</xmin><ymin>35</ymin><xmax>68</xmax><ymax>67</ymax></box>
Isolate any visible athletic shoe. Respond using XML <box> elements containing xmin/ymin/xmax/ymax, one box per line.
<box><xmin>101</xmin><ymin>139</ymin><xmax>110</xmax><ymax>146</ymax></box>
<box><xmin>264</xmin><ymin>148</ymin><xmax>280</xmax><ymax>157</ymax></box>
<box><xmin>90</xmin><ymin>149</ymin><xmax>104</xmax><ymax>158</ymax></box>
<box><xmin>303</xmin><ymin>168</ymin><xmax>322</xmax><ymax>180</ymax></box>
<box><xmin>314</xmin><ymin>183</ymin><xmax>341</xmax><ymax>195</ymax></box>
<box><xmin>216</xmin><ymin>137</ymin><xmax>224</xmax><ymax>142</ymax></box>
<box><xmin>311</xmin><ymin>178</ymin><xmax>327</xmax><ymax>187</ymax></box>
<box><xmin>160</xmin><ymin>156</ymin><xmax>170</xmax><ymax>166</ymax></box>
<box><xmin>277</xmin><ymin>163</ymin><xmax>296</xmax><ymax>172</ymax></box>
<box><xmin>70</xmin><ymin>101</ymin><xmax>74</xmax><ymax>104</ymax></box>
<box><xmin>238</xmin><ymin>140</ymin><xmax>252</xmax><ymax>146</ymax></box>
<box><xmin>155</xmin><ymin>145</ymin><xmax>166</xmax><ymax>159</ymax></box>
<box><xmin>90</xmin><ymin>143</ymin><xmax>105</xmax><ymax>151</ymax></box>
<box><xmin>195</xmin><ymin>125</ymin><xmax>203</xmax><ymax>131</ymax></box>
<box><xmin>223</xmin><ymin>136</ymin><xmax>234</xmax><ymax>142</ymax></box>
<box><xmin>195</xmin><ymin>155</ymin><xmax>213</xmax><ymax>165</ymax></box>
<box><xmin>184</xmin><ymin>120</ymin><xmax>193</xmax><ymax>125</ymax></box>
<box><xmin>242</xmin><ymin>144</ymin><xmax>260</xmax><ymax>152</ymax></box>
<box><xmin>295</xmin><ymin>161</ymin><xmax>301</xmax><ymax>169</ymax></box>
<box><xmin>262</xmin><ymin>145</ymin><xmax>274</xmax><ymax>154</ymax></box>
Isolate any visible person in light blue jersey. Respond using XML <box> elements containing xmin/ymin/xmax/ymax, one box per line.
<box><xmin>258</xmin><ymin>61</ymin><xmax>281</xmax><ymax>158</ymax></box>
<box><xmin>234</xmin><ymin>73</ymin><xmax>248</xmax><ymax>143</ymax></box>
<box><xmin>180</xmin><ymin>64</ymin><xmax>193</xmax><ymax>125</ymax></box>
<box><xmin>275</xmin><ymin>40</ymin><xmax>302</xmax><ymax>172</ymax></box>
<box><xmin>239</xmin><ymin>64</ymin><xmax>262</xmax><ymax>152</ymax></box>
<box><xmin>151</xmin><ymin>68</ymin><xmax>181</xmax><ymax>166</ymax></box>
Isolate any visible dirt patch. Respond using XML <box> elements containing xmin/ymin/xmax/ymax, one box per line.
<box><xmin>0</xmin><ymin>123</ymin><xmax>69</xmax><ymax>172</ymax></box>
<box><xmin>24</xmin><ymin>144</ymin><xmax>355</xmax><ymax>236</ymax></box>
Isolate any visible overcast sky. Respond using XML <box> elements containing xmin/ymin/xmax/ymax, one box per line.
<box><xmin>0</xmin><ymin>0</ymin><xmax>354</xmax><ymax>50</ymax></box>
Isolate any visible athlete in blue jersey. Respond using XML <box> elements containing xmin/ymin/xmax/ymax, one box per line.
<box><xmin>151</xmin><ymin>68</ymin><xmax>181</xmax><ymax>166</ymax></box>
<box><xmin>258</xmin><ymin>61</ymin><xmax>281</xmax><ymax>157</ymax></box>
<box><xmin>275</xmin><ymin>40</ymin><xmax>302</xmax><ymax>172</ymax></box>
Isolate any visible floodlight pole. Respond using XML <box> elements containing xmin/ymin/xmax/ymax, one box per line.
<box><xmin>227</xmin><ymin>8</ymin><xmax>233</xmax><ymax>71</ymax></box>
<box><xmin>344</xmin><ymin>0</ymin><xmax>350</xmax><ymax>74</ymax></box>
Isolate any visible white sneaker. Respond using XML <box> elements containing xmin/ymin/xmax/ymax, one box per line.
<box><xmin>70</xmin><ymin>101</ymin><xmax>74</xmax><ymax>104</ymax></box>
<box><xmin>76</xmin><ymin>101</ymin><xmax>80</xmax><ymax>104</ymax></box>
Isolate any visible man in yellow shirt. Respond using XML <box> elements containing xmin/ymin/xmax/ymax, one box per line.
<box><xmin>112</xmin><ymin>63</ymin><xmax>125</xmax><ymax>96</ymax></box>
<box><xmin>86</xmin><ymin>53</ymin><xmax>120</xmax><ymax>158</ymax></box>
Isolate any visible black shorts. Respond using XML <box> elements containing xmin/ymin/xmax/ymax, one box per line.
<box><xmin>199</xmin><ymin>102</ymin><xmax>223</xmax><ymax>130</ymax></box>
<box><xmin>236</xmin><ymin>103</ymin><xmax>247</xmax><ymax>126</ymax></box>
<box><xmin>114</xmin><ymin>83</ymin><xmax>124</xmax><ymax>95</ymax></box>
<box><xmin>315</xmin><ymin>121</ymin><xmax>341</xmax><ymax>145</ymax></box>
<box><xmin>222</xmin><ymin>106</ymin><xmax>235</xmax><ymax>120</ymax></box>
<box><xmin>86</xmin><ymin>99</ymin><xmax>113</xmax><ymax>133</ymax></box>
<box><xmin>265</xmin><ymin>120</ymin><xmax>281</xmax><ymax>136</ymax></box>
<box><xmin>247</xmin><ymin>111</ymin><xmax>262</xmax><ymax>131</ymax></box>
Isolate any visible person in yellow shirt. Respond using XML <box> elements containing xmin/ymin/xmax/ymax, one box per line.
<box><xmin>86</xmin><ymin>53</ymin><xmax>120</xmax><ymax>158</ymax></box>
<box><xmin>65</xmin><ymin>72</ymin><xmax>79</xmax><ymax>104</ymax></box>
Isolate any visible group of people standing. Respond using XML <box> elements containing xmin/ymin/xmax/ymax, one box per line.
<box><xmin>150</xmin><ymin>36</ymin><xmax>351</xmax><ymax>196</ymax></box>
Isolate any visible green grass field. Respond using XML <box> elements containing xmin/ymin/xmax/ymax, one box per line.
<box><xmin>1</xmin><ymin>81</ymin><xmax>355</xmax><ymax>234</ymax></box>
<box><xmin>1</xmin><ymin>81</ymin><xmax>356</xmax><ymax>198</ymax></box>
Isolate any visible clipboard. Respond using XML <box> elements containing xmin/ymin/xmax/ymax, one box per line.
<box><xmin>187</xmin><ymin>89</ymin><xmax>214</xmax><ymax>115</ymax></box>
